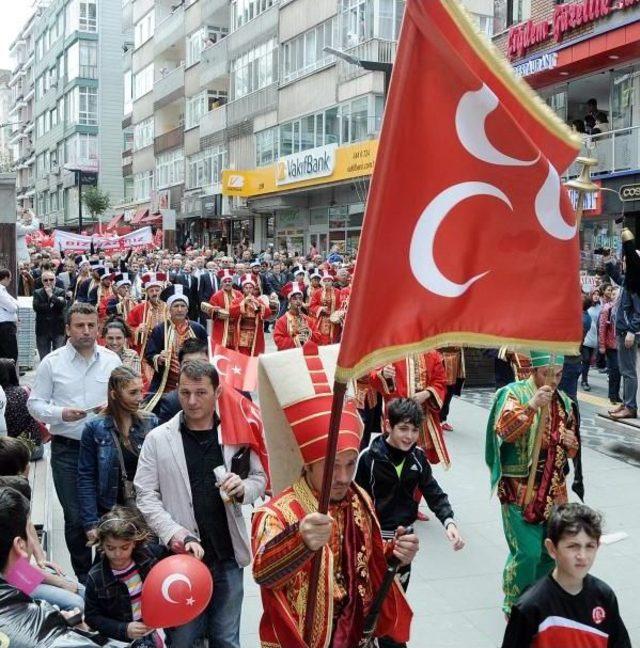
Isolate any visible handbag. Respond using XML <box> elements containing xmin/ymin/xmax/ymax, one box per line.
<box><xmin>107</xmin><ymin>425</ymin><xmax>137</xmax><ymax>508</ymax></box>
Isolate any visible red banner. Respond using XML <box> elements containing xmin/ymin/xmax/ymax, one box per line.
<box><xmin>336</xmin><ymin>0</ymin><xmax>582</xmax><ymax>381</ymax></box>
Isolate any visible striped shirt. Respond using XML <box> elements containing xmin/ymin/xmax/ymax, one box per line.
<box><xmin>112</xmin><ymin>561</ymin><xmax>143</xmax><ymax>621</ymax></box>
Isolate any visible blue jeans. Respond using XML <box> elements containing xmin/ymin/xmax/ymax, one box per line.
<box><xmin>32</xmin><ymin>579</ymin><xmax>86</xmax><ymax>611</ymax></box>
<box><xmin>166</xmin><ymin>559</ymin><xmax>243</xmax><ymax>648</ymax></box>
<box><xmin>51</xmin><ymin>438</ymin><xmax>93</xmax><ymax>582</ymax></box>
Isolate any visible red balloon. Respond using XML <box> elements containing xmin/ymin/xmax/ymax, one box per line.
<box><xmin>141</xmin><ymin>555</ymin><xmax>213</xmax><ymax>629</ymax></box>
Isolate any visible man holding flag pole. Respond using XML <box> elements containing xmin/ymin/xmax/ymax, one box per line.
<box><xmin>252</xmin><ymin>0</ymin><xmax>584</xmax><ymax>643</ymax></box>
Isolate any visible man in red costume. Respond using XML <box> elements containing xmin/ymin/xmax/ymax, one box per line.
<box><xmin>309</xmin><ymin>271</ymin><xmax>344</xmax><ymax>345</ymax></box>
<box><xmin>370</xmin><ymin>352</ymin><xmax>450</xmax><ymax>467</ymax></box>
<box><xmin>229</xmin><ymin>274</ymin><xmax>271</xmax><ymax>356</ymax></box>
<box><xmin>254</xmin><ymin>343</ymin><xmax>418</xmax><ymax>648</ymax></box>
<box><xmin>273</xmin><ymin>282</ymin><xmax>316</xmax><ymax>350</ymax></box>
<box><xmin>201</xmin><ymin>269</ymin><xmax>241</xmax><ymax>351</ymax></box>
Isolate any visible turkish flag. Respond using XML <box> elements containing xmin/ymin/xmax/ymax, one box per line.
<box><xmin>336</xmin><ymin>0</ymin><xmax>583</xmax><ymax>381</ymax></box>
<box><xmin>211</xmin><ymin>344</ymin><xmax>258</xmax><ymax>392</ymax></box>
<box><xmin>216</xmin><ymin>384</ymin><xmax>271</xmax><ymax>489</ymax></box>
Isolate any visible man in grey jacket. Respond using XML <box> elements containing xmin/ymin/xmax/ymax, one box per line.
<box><xmin>134</xmin><ymin>360</ymin><xmax>267</xmax><ymax>648</ymax></box>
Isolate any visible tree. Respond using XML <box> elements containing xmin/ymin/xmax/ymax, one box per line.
<box><xmin>82</xmin><ymin>186</ymin><xmax>111</xmax><ymax>224</ymax></box>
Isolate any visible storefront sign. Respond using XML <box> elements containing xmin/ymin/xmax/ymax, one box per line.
<box><xmin>513</xmin><ymin>53</ymin><xmax>558</xmax><ymax>77</ymax></box>
<box><xmin>507</xmin><ymin>0</ymin><xmax>640</xmax><ymax>59</ymax></box>
<box><xmin>276</xmin><ymin>144</ymin><xmax>337</xmax><ymax>186</ymax></box>
<box><xmin>222</xmin><ymin>140</ymin><xmax>378</xmax><ymax>198</ymax></box>
<box><xmin>619</xmin><ymin>183</ymin><xmax>640</xmax><ymax>201</ymax></box>
<box><xmin>568</xmin><ymin>182</ymin><xmax>602</xmax><ymax>215</ymax></box>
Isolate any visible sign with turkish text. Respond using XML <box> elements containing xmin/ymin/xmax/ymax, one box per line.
<box><xmin>507</xmin><ymin>0</ymin><xmax>640</xmax><ymax>59</ymax></box>
<box><xmin>275</xmin><ymin>144</ymin><xmax>337</xmax><ymax>186</ymax></box>
<box><xmin>53</xmin><ymin>226</ymin><xmax>155</xmax><ymax>252</ymax></box>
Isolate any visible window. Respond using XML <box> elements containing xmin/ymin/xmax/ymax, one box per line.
<box><xmin>186</xmin><ymin>147</ymin><xmax>226</xmax><ymax>189</ymax></box>
<box><xmin>232</xmin><ymin>0</ymin><xmax>275</xmax><ymax>31</ymax></box>
<box><xmin>78</xmin><ymin>87</ymin><xmax>98</xmax><ymax>125</ymax></box>
<box><xmin>79</xmin><ymin>1</ymin><xmax>97</xmax><ymax>32</ymax></box>
<box><xmin>230</xmin><ymin>38</ymin><xmax>277</xmax><ymax>99</ymax></box>
<box><xmin>65</xmin><ymin>133</ymin><xmax>98</xmax><ymax>168</ymax></box>
<box><xmin>124</xmin><ymin>70</ymin><xmax>133</xmax><ymax>115</ymax></box>
<box><xmin>186</xmin><ymin>92</ymin><xmax>207</xmax><ymax>129</ymax></box>
<box><xmin>257</xmin><ymin>95</ymin><xmax>381</xmax><ymax>164</ymax></box>
<box><xmin>493</xmin><ymin>0</ymin><xmax>531</xmax><ymax>33</ymax></box>
<box><xmin>281</xmin><ymin>17</ymin><xmax>337</xmax><ymax>83</ymax></box>
<box><xmin>79</xmin><ymin>41</ymin><xmax>98</xmax><ymax>78</ymax></box>
<box><xmin>255</xmin><ymin>127</ymin><xmax>277</xmax><ymax>166</ymax></box>
<box><xmin>186</xmin><ymin>29</ymin><xmax>205</xmax><ymax>67</ymax></box>
<box><xmin>470</xmin><ymin>12</ymin><xmax>493</xmax><ymax>37</ymax></box>
<box><xmin>134</xmin><ymin>64</ymin><xmax>154</xmax><ymax>99</ymax></box>
<box><xmin>156</xmin><ymin>149</ymin><xmax>184</xmax><ymax>189</ymax></box>
<box><xmin>134</xmin><ymin>170</ymin><xmax>154</xmax><ymax>202</ymax></box>
<box><xmin>134</xmin><ymin>118</ymin><xmax>154</xmax><ymax>151</ymax></box>
<box><xmin>135</xmin><ymin>12</ymin><xmax>155</xmax><ymax>49</ymax></box>
<box><xmin>341</xmin><ymin>0</ymin><xmax>373</xmax><ymax>47</ymax></box>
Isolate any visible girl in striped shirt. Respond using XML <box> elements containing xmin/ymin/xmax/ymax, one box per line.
<box><xmin>84</xmin><ymin>506</ymin><xmax>164</xmax><ymax>647</ymax></box>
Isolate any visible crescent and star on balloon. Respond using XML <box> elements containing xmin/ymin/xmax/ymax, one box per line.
<box><xmin>161</xmin><ymin>573</ymin><xmax>195</xmax><ymax>606</ymax></box>
<box><xmin>409</xmin><ymin>83</ymin><xmax>577</xmax><ymax>298</ymax></box>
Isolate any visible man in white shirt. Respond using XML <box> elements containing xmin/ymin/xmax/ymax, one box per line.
<box><xmin>28</xmin><ymin>302</ymin><xmax>121</xmax><ymax>582</ymax></box>
<box><xmin>0</xmin><ymin>268</ymin><xmax>19</xmax><ymax>364</ymax></box>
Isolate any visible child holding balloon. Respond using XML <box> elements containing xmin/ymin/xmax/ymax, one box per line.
<box><xmin>84</xmin><ymin>506</ymin><xmax>164</xmax><ymax>647</ymax></box>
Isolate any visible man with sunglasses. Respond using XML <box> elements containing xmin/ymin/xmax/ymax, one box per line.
<box><xmin>32</xmin><ymin>270</ymin><xmax>67</xmax><ymax>360</ymax></box>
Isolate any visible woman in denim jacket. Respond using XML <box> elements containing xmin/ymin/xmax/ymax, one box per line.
<box><xmin>77</xmin><ymin>366</ymin><xmax>158</xmax><ymax>543</ymax></box>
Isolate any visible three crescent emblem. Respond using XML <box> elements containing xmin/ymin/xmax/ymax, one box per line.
<box><xmin>411</xmin><ymin>84</ymin><xmax>575</xmax><ymax>298</ymax></box>
<box><xmin>161</xmin><ymin>573</ymin><xmax>193</xmax><ymax>604</ymax></box>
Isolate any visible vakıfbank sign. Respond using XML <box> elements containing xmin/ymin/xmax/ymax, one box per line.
<box><xmin>276</xmin><ymin>144</ymin><xmax>337</xmax><ymax>186</ymax></box>
<box><xmin>222</xmin><ymin>140</ymin><xmax>378</xmax><ymax>197</ymax></box>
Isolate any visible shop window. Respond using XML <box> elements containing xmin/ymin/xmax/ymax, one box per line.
<box><xmin>611</xmin><ymin>66</ymin><xmax>639</xmax><ymax>131</ymax></box>
<box><xmin>310</xmin><ymin>207</ymin><xmax>328</xmax><ymax>228</ymax></box>
<box><xmin>329</xmin><ymin>205</ymin><xmax>348</xmax><ymax>229</ymax></box>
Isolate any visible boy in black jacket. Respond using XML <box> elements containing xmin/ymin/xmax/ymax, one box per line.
<box><xmin>356</xmin><ymin>398</ymin><xmax>465</xmax><ymax>582</ymax></box>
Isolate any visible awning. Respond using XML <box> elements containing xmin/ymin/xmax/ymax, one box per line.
<box><xmin>141</xmin><ymin>212</ymin><xmax>162</xmax><ymax>225</ymax></box>
<box><xmin>131</xmin><ymin>208</ymin><xmax>149</xmax><ymax>224</ymax></box>
<box><xmin>105</xmin><ymin>213</ymin><xmax>124</xmax><ymax>230</ymax></box>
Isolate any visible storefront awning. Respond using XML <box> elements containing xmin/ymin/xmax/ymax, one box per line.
<box><xmin>141</xmin><ymin>212</ymin><xmax>162</xmax><ymax>225</ymax></box>
<box><xmin>131</xmin><ymin>208</ymin><xmax>149</xmax><ymax>224</ymax></box>
<box><xmin>105</xmin><ymin>213</ymin><xmax>124</xmax><ymax>230</ymax></box>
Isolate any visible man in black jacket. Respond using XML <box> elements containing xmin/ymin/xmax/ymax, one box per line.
<box><xmin>32</xmin><ymin>269</ymin><xmax>66</xmax><ymax>360</ymax></box>
<box><xmin>198</xmin><ymin>260</ymin><xmax>220</xmax><ymax>327</ymax></box>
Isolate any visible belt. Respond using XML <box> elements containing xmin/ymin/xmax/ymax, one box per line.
<box><xmin>52</xmin><ymin>435</ymin><xmax>80</xmax><ymax>447</ymax></box>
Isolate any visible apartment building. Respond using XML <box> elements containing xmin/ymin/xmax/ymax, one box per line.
<box><xmin>8</xmin><ymin>9</ymin><xmax>38</xmax><ymax>212</ymax></box>
<box><xmin>9</xmin><ymin>0</ymin><xmax>124</xmax><ymax>229</ymax></box>
<box><xmin>120</xmin><ymin>0</ymin><xmax>493</xmax><ymax>251</ymax></box>
<box><xmin>0</xmin><ymin>71</ymin><xmax>14</xmax><ymax>173</ymax></box>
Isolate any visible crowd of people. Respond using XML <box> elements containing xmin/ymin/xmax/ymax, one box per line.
<box><xmin>0</xmin><ymin>232</ymin><xmax>633</xmax><ymax>648</ymax></box>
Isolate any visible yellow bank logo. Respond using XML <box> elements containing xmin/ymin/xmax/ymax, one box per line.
<box><xmin>227</xmin><ymin>174</ymin><xmax>245</xmax><ymax>189</ymax></box>
<box><xmin>276</xmin><ymin>161</ymin><xmax>286</xmax><ymax>182</ymax></box>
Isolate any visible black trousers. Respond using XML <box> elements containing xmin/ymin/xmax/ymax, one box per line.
<box><xmin>0</xmin><ymin>321</ymin><xmax>18</xmax><ymax>364</ymax></box>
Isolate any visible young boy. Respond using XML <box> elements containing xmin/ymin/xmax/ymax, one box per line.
<box><xmin>355</xmin><ymin>397</ymin><xmax>465</xmax><ymax>588</ymax></box>
<box><xmin>502</xmin><ymin>503</ymin><xmax>631</xmax><ymax>647</ymax></box>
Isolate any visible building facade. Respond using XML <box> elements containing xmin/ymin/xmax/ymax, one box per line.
<box><xmin>493</xmin><ymin>0</ymin><xmax>640</xmax><ymax>271</ymax></box>
<box><xmin>119</xmin><ymin>0</ymin><xmax>493</xmax><ymax>251</ymax></box>
<box><xmin>9</xmin><ymin>9</ymin><xmax>38</xmax><ymax>213</ymax></box>
<box><xmin>9</xmin><ymin>0</ymin><xmax>124</xmax><ymax>229</ymax></box>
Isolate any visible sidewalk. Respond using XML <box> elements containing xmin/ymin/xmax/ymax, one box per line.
<box><xmin>41</xmin><ymin>373</ymin><xmax>640</xmax><ymax>646</ymax></box>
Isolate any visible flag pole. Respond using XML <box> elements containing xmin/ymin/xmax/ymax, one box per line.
<box><xmin>303</xmin><ymin>379</ymin><xmax>348</xmax><ymax>644</ymax></box>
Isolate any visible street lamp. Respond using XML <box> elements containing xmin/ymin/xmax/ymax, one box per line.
<box><xmin>323</xmin><ymin>45</ymin><xmax>393</xmax><ymax>101</ymax></box>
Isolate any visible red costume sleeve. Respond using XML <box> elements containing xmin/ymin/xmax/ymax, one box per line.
<box><xmin>309</xmin><ymin>289</ymin><xmax>323</xmax><ymax>318</ymax></box>
<box><xmin>229</xmin><ymin>295</ymin><xmax>244</xmax><ymax>319</ymax></box>
<box><xmin>273</xmin><ymin>317</ymin><xmax>295</xmax><ymax>351</ymax></box>
<box><xmin>424</xmin><ymin>351</ymin><xmax>447</xmax><ymax>412</ymax></box>
<box><xmin>127</xmin><ymin>303</ymin><xmax>143</xmax><ymax>329</ymax></box>
<box><xmin>252</xmin><ymin>512</ymin><xmax>314</xmax><ymax>590</ymax></box>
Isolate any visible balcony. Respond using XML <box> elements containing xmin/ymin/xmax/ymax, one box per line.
<box><xmin>564</xmin><ymin>126</ymin><xmax>640</xmax><ymax>178</ymax></box>
<box><xmin>154</xmin><ymin>6</ymin><xmax>185</xmax><ymax>56</ymax></box>
<box><xmin>337</xmin><ymin>38</ymin><xmax>397</xmax><ymax>83</ymax></box>
<box><xmin>201</xmin><ymin>0</ymin><xmax>229</xmax><ymax>23</ymax></box>
<box><xmin>154</xmin><ymin>127</ymin><xmax>184</xmax><ymax>155</ymax></box>
<box><xmin>200</xmin><ymin>104</ymin><xmax>227</xmax><ymax>139</ymax></box>
<box><xmin>153</xmin><ymin>64</ymin><xmax>185</xmax><ymax>110</ymax></box>
<box><xmin>200</xmin><ymin>38</ymin><xmax>228</xmax><ymax>87</ymax></box>
<box><xmin>226</xmin><ymin>3</ymin><xmax>279</xmax><ymax>58</ymax></box>
<box><xmin>226</xmin><ymin>83</ymin><xmax>277</xmax><ymax>127</ymax></box>
<box><xmin>79</xmin><ymin>65</ymin><xmax>98</xmax><ymax>79</ymax></box>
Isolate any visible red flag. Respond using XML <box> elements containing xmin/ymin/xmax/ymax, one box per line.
<box><xmin>336</xmin><ymin>0</ymin><xmax>582</xmax><ymax>381</ymax></box>
<box><xmin>211</xmin><ymin>344</ymin><xmax>258</xmax><ymax>392</ymax></box>
<box><xmin>216</xmin><ymin>384</ymin><xmax>270</xmax><ymax>489</ymax></box>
